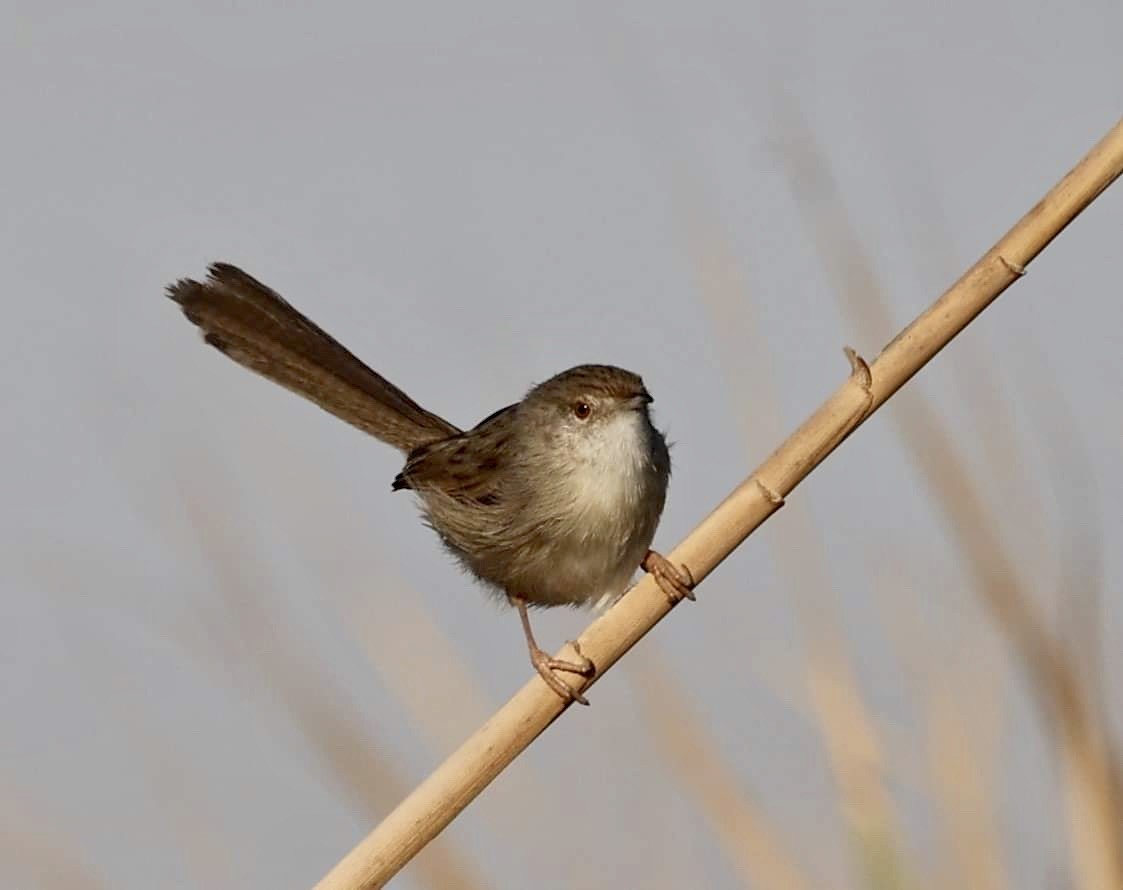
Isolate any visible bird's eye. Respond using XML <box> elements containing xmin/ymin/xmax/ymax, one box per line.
<box><xmin>573</xmin><ymin>401</ymin><xmax>592</xmax><ymax>420</ymax></box>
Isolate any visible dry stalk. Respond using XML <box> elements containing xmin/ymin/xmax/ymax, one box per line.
<box><xmin>682</xmin><ymin>186</ymin><xmax>909</xmax><ymax>887</ymax></box>
<box><xmin>874</xmin><ymin>563</ymin><xmax>1010</xmax><ymax>890</ymax></box>
<box><xmin>927</xmin><ymin>684</ymin><xmax>1010</xmax><ymax>890</ymax></box>
<box><xmin>804</xmin><ymin>636</ymin><xmax>909</xmax><ymax>890</ymax></box>
<box><xmin>315</xmin><ymin>117</ymin><xmax>1123</xmax><ymax>889</ymax></box>
<box><xmin>775</xmin><ymin>109</ymin><xmax>1123</xmax><ymax>889</ymax></box>
<box><xmin>177</xmin><ymin>468</ymin><xmax>487</xmax><ymax>890</ymax></box>
<box><xmin>0</xmin><ymin>794</ymin><xmax>107</xmax><ymax>890</ymax></box>
<box><xmin>631</xmin><ymin>650</ymin><xmax>814</xmax><ymax>890</ymax></box>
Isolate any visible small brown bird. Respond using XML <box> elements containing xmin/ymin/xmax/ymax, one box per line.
<box><xmin>166</xmin><ymin>263</ymin><xmax>693</xmax><ymax>704</ymax></box>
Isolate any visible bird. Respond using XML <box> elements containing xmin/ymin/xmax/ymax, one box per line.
<box><xmin>166</xmin><ymin>263</ymin><xmax>694</xmax><ymax>704</ymax></box>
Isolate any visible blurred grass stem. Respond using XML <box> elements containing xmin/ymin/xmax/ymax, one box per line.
<box><xmin>316</xmin><ymin>117</ymin><xmax>1123</xmax><ymax>889</ymax></box>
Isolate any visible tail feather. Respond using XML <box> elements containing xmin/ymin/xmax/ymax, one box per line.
<box><xmin>166</xmin><ymin>263</ymin><xmax>461</xmax><ymax>452</ymax></box>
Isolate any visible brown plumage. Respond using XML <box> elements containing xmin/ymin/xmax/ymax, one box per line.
<box><xmin>166</xmin><ymin>263</ymin><xmax>459</xmax><ymax>452</ymax></box>
<box><xmin>166</xmin><ymin>263</ymin><xmax>694</xmax><ymax>704</ymax></box>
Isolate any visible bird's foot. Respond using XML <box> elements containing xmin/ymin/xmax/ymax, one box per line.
<box><xmin>642</xmin><ymin>549</ymin><xmax>696</xmax><ymax>605</ymax></box>
<box><xmin>528</xmin><ymin>641</ymin><xmax>595</xmax><ymax>706</ymax></box>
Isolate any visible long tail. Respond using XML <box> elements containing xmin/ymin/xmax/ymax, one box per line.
<box><xmin>166</xmin><ymin>263</ymin><xmax>461</xmax><ymax>452</ymax></box>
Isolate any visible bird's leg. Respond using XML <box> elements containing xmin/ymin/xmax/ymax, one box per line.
<box><xmin>511</xmin><ymin>595</ymin><xmax>595</xmax><ymax>706</ymax></box>
<box><xmin>642</xmin><ymin>549</ymin><xmax>696</xmax><ymax>605</ymax></box>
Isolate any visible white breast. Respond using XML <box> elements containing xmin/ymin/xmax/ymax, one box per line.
<box><xmin>567</xmin><ymin>410</ymin><xmax>652</xmax><ymax>527</ymax></box>
<box><xmin>535</xmin><ymin>409</ymin><xmax>668</xmax><ymax>608</ymax></box>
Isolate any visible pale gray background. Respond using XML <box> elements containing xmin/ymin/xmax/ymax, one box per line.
<box><xmin>3</xmin><ymin>3</ymin><xmax>1121</xmax><ymax>889</ymax></box>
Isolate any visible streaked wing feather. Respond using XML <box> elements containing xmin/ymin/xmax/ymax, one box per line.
<box><xmin>394</xmin><ymin>405</ymin><xmax>516</xmax><ymax>504</ymax></box>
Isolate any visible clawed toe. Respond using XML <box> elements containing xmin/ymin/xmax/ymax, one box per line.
<box><xmin>642</xmin><ymin>550</ymin><xmax>696</xmax><ymax>605</ymax></box>
<box><xmin>545</xmin><ymin>640</ymin><xmax>595</xmax><ymax>676</ymax></box>
<box><xmin>512</xmin><ymin>595</ymin><xmax>595</xmax><ymax>705</ymax></box>
<box><xmin>530</xmin><ymin>647</ymin><xmax>591</xmax><ymax>706</ymax></box>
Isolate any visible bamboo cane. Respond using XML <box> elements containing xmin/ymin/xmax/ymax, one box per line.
<box><xmin>315</xmin><ymin>117</ymin><xmax>1123</xmax><ymax>890</ymax></box>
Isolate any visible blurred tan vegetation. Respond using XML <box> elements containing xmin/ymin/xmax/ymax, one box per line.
<box><xmin>18</xmin><ymin>119</ymin><xmax>1121</xmax><ymax>890</ymax></box>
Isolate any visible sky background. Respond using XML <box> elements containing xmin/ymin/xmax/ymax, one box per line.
<box><xmin>3</xmin><ymin>3</ymin><xmax>1122</xmax><ymax>889</ymax></box>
